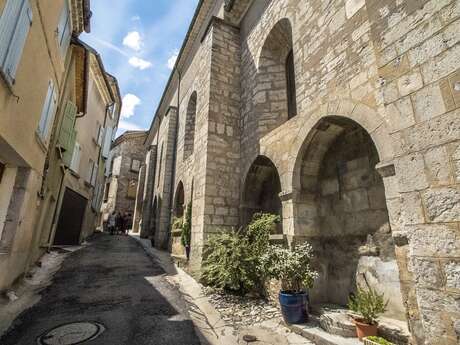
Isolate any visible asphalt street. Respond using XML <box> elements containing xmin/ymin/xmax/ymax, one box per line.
<box><xmin>0</xmin><ymin>233</ymin><xmax>201</xmax><ymax>345</ymax></box>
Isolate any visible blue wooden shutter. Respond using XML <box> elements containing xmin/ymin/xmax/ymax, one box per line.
<box><xmin>62</xmin><ymin>130</ymin><xmax>77</xmax><ymax>167</ymax></box>
<box><xmin>38</xmin><ymin>80</ymin><xmax>57</xmax><ymax>141</ymax></box>
<box><xmin>57</xmin><ymin>0</ymin><xmax>71</xmax><ymax>56</ymax></box>
<box><xmin>0</xmin><ymin>0</ymin><xmax>23</xmax><ymax>66</ymax></box>
<box><xmin>102</xmin><ymin>126</ymin><xmax>112</xmax><ymax>158</ymax></box>
<box><xmin>2</xmin><ymin>0</ymin><xmax>32</xmax><ymax>84</ymax></box>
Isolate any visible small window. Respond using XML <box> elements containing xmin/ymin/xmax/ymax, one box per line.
<box><xmin>37</xmin><ymin>80</ymin><xmax>58</xmax><ymax>144</ymax></box>
<box><xmin>70</xmin><ymin>142</ymin><xmax>81</xmax><ymax>173</ymax></box>
<box><xmin>104</xmin><ymin>182</ymin><xmax>110</xmax><ymax>202</ymax></box>
<box><xmin>0</xmin><ymin>0</ymin><xmax>33</xmax><ymax>85</ymax></box>
<box><xmin>286</xmin><ymin>50</ymin><xmax>297</xmax><ymax>119</ymax></box>
<box><xmin>57</xmin><ymin>0</ymin><xmax>71</xmax><ymax>56</ymax></box>
<box><xmin>131</xmin><ymin>159</ymin><xmax>140</xmax><ymax>173</ymax></box>
<box><xmin>127</xmin><ymin>180</ymin><xmax>137</xmax><ymax>199</ymax></box>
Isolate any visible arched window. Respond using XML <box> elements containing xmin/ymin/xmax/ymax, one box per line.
<box><xmin>184</xmin><ymin>92</ymin><xmax>197</xmax><ymax>160</ymax></box>
<box><xmin>286</xmin><ymin>49</ymin><xmax>297</xmax><ymax>118</ymax></box>
<box><xmin>174</xmin><ymin>181</ymin><xmax>185</xmax><ymax>218</ymax></box>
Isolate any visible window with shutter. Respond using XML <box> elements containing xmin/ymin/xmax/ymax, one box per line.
<box><xmin>37</xmin><ymin>80</ymin><xmax>58</xmax><ymax>144</ymax></box>
<box><xmin>0</xmin><ymin>0</ymin><xmax>32</xmax><ymax>85</ymax></box>
<box><xmin>70</xmin><ymin>142</ymin><xmax>81</xmax><ymax>173</ymax></box>
<box><xmin>57</xmin><ymin>100</ymin><xmax>77</xmax><ymax>151</ymax></box>
<box><xmin>57</xmin><ymin>0</ymin><xmax>71</xmax><ymax>57</ymax></box>
<box><xmin>97</xmin><ymin>126</ymin><xmax>104</xmax><ymax>147</ymax></box>
<box><xmin>102</xmin><ymin>126</ymin><xmax>112</xmax><ymax>158</ymax></box>
<box><xmin>91</xmin><ymin>162</ymin><xmax>98</xmax><ymax>187</ymax></box>
<box><xmin>62</xmin><ymin>130</ymin><xmax>77</xmax><ymax>167</ymax></box>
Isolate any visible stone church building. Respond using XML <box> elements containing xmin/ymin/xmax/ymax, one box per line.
<box><xmin>135</xmin><ymin>0</ymin><xmax>460</xmax><ymax>344</ymax></box>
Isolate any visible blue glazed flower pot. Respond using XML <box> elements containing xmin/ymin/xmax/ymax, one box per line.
<box><xmin>278</xmin><ymin>290</ymin><xmax>309</xmax><ymax>324</ymax></box>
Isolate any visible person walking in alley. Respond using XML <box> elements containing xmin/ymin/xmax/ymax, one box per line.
<box><xmin>124</xmin><ymin>213</ymin><xmax>133</xmax><ymax>235</ymax></box>
<box><xmin>115</xmin><ymin>211</ymin><xmax>123</xmax><ymax>235</ymax></box>
<box><xmin>108</xmin><ymin>211</ymin><xmax>116</xmax><ymax>235</ymax></box>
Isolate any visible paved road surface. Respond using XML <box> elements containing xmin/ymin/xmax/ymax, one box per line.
<box><xmin>0</xmin><ymin>233</ymin><xmax>201</xmax><ymax>345</ymax></box>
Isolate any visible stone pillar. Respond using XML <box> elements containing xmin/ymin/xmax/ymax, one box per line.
<box><xmin>155</xmin><ymin>107</ymin><xmax>178</xmax><ymax>249</ymax></box>
<box><xmin>132</xmin><ymin>164</ymin><xmax>145</xmax><ymax>233</ymax></box>
<box><xmin>140</xmin><ymin>146</ymin><xmax>157</xmax><ymax>238</ymax></box>
<box><xmin>195</xmin><ymin>17</ymin><xmax>241</xmax><ymax>268</ymax></box>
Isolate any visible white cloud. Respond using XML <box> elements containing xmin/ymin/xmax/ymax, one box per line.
<box><xmin>167</xmin><ymin>51</ymin><xmax>178</xmax><ymax>69</ymax></box>
<box><xmin>118</xmin><ymin>120</ymin><xmax>143</xmax><ymax>131</ymax></box>
<box><xmin>121</xmin><ymin>94</ymin><xmax>141</xmax><ymax>119</ymax></box>
<box><xmin>123</xmin><ymin>31</ymin><xmax>142</xmax><ymax>51</ymax></box>
<box><xmin>131</xmin><ymin>15</ymin><xmax>141</xmax><ymax>21</ymax></box>
<box><xmin>128</xmin><ymin>57</ymin><xmax>152</xmax><ymax>70</ymax></box>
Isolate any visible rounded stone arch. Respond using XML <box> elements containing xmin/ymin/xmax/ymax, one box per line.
<box><xmin>289</xmin><ymin>101</ymin><xmax>395</xmax><ymax>193</ymax></box>
<box><xmin>288</xmin><ymin>112</ymin><xmax>406</xmax><ymax>321</ymax></box>
<box><xmin>241</xmin><ymin>155</ymin><xmax>282</xmax><ymax>233</ymax></box>
<box><xmin>254</xmin><ymin>17</ymin><xmax>297</xmax><ymax>135</ymax></box>
<box><xmin>173</xmin><ymin>181</ymin><xmax>185</xmax><ymax>218</ymax></box>
<box><xmin>183</xmin><ymin>91</ymin><xmax>197</xmax><ymax>161</ymax></box>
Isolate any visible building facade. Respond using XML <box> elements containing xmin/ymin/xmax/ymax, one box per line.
<box><xmin>0</xmin><ymin>0</ymin><xmax>91</xmax><ymax>291</ymax></box>
<box><xmin>101</xmin><ymin>130</ymin><xmax>147</xmax><ymax>227</ymax></box>
<box><xmin>137</xmin><ymin>1</ymin><xmax>460</xmax><ymax>344</ymax></box>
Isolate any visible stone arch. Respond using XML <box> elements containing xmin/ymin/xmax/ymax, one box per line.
<box><xmin>184</xmin><ymin>91</ymin><xmax>197</xmax><ymax>160</ymax></box>
<box><xmin>255</xmin><ymin>18</ymin><xmax>296</xmax><ymax>135</ymax></box>
<box><xmin>241</xmin><ymin>155</ymin><xmax>282</xmax><ymax>233</ymax></box>
<box><xmin>173</xmin><ymin>181</ymin><xmax>185</xmax><ymax>218</ymax></box>
<box><xmin>290</xmin><ymin>101</ymin><xmax>395</xmax><ymax>193</ymax></box>
<box><xmin>291</xmin><ymin>115</ymin><xmax>405</xmax><ymax>320</ymax></box>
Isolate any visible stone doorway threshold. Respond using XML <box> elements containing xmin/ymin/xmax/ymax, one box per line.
<box><xmin>284</xmin><ymin>304</ymin><xmax>410</xmax><ymax>345</ymax></box>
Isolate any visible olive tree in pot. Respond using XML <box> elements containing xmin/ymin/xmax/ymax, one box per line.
<box><xmin>260</xmin><ymin>242</ymin><xmax>318</xmax><ymax>324</ymax></box>
<box><xmin>348</xmin><ymin>287</ymin><xmax>388</xmax><ymax>340</ymax></box>
<box><xmin>181</xmin><ymin>203</ymin><xmax>192</xmax><ymax>260</ymax></box>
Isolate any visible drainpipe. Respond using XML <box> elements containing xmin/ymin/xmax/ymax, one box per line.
<box><xmin>166</xmin><ymin>70</ymin><xmax>181</xmax><ymax>249</ymax></box>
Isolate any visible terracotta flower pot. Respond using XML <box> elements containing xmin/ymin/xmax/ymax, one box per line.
<box><xmin>354</xmin><ymin>319</ymin><xmax>377</xmax><ymax>340</ymax></box>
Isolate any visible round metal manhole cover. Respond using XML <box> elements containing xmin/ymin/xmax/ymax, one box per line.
<box><xmin>37</xmin><ymin>322</ymin><xmax>105</xmax><ymax>345</ymax></box>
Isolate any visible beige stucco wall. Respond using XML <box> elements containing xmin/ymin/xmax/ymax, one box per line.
<box><xmin>0</xmin><ymin>0</ymin><xmax>73</xmax><ymax>291</ymax></box>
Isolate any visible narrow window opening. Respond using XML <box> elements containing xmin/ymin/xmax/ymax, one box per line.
<box><xmin>286</xmin><ymin>50</ymin><xmax>297</xmax><ymax>119</ymax></box>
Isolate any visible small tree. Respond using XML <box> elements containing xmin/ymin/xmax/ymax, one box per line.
<box><xmin>348</xmin><ymin>287</ymin><xmax>388</xmax><ymax>325</ymax></box>
<box><xmin>260</xmin><ymin>242</ymin><xmax>318</xmax><ymax>293</ymax></box>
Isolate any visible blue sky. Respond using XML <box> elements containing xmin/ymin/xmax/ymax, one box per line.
<box><xmin>81</xmin><ymin>0</ymin><xmax>199</xmax><ymax>137</ymax></box>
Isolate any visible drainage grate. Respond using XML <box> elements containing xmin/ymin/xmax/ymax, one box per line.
<box><xmin>37</xmin><ymin>322</ymin><xmax>105</xmax><ymax>345</ymax></box>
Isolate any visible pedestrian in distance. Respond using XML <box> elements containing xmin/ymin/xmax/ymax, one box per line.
<box><xmin>108</xmin><ymin>211</ymin><xmax>116</xmax><ymax>235</ymax></box>
<box><xmin>115</xmin><ymin>211</ymin><xmax>123</xmax><ymax>235</ymax></box>
<box><xmin>124</xmin><ymin>213</ymin><xmax>133</xmax><ymax>235</ymax></box>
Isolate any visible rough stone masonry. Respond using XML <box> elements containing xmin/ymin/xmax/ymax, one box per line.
<box><xmin>135</xmin><ymin>1</ymin><xmax>460</xmax><ymax>344</ymax></box>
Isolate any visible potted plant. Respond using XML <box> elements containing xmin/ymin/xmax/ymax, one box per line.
<box><xmin>348</xmin><ymin>287</ymin><xmax>388</xmax><ymax>340</ymax></box>
<box><xmin>363</xmin><ymin>336</ymin><xmax>395</xmax><ymax>345</ymax></box>
<box><xmin>260</xmin><ymin>242</ymin><xmax>318</xmax><ymax>324</ymax></box>
<box><xmin>181</xmin><ymin>203</ymin><xmax>192</xmax><ymax>260</ymax></box>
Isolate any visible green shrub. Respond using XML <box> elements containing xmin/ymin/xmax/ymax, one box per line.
<box><xmin>200</xmin><ymin>213</ymin><xmax>279</xmax><ymax>294</ymax></box>
<box><xmin>348</xmin><ymin>287</ymin><xmax>388</xmax><ymax>325</ymax></box>
<box><xmin>181</xmin><ymin>203</ymin><xmax>192</xmax><ymax>247</ymax></box>
<box><xmin>365</xmin><ymin>336</ymin><xmax>394</xmax><ymax>345</ymax></box>
<box><xmin>260</xmin><ymin>242</ymin><xmax>317</xmax><ymax>292</ymax></box>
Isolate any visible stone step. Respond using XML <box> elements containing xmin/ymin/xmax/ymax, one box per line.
<box><xmin>284</xmin><ymin>320</ymin><xmax>362</xmax><ymax>345</ymax></box>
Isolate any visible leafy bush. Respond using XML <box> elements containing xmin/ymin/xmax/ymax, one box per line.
<box><xmin>348</xmin><ymin>287</ymin><xmax>388</xmax><ymax>325</ymax></box>
<box><xmin>181</xmin><ymin>203</ymin><xmax>192</xmax><ymax>247</ymax></box>
<box><xmin>172</xmin><ymin>217</ymin><xmax>184</xmax><ymax>231</ymax></box>
<box><xmin>260</xmin><ymin>242</ymin><xmax>317</xmax><ymax>293</ymax></box>
<box><xmin>365</xmin><ymin>336</ymin><xmax>394</xmax><ymax>345</ymax></box>
<box><xmin>201</xmin><ymin>213</ymin><xmax>279</xmax><ymax>294</ymax></box>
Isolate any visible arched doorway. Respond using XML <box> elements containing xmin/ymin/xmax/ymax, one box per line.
<box><xmin>242</xmin><ymin>156</ymin><xmax>282</xmax><ymax>233</ymax></box>
<box><xmin>174</xmin><ymin>181</ymin><xmax>185</xmax><ymax>218</ymax></box>
<box><xmin>295</xmin><ymin>116</ymin><xmax>405</xmax><ymax>320</ymax></box>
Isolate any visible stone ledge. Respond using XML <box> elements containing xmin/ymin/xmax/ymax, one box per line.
<box><xmin>283</xmin><ymin>320</ymin><xmax>361</xmax><ymax>345</ymax></box>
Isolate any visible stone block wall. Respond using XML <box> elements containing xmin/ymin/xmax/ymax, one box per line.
<box><xmin>139</xmin><ymin>0</ymin><xmax>460</xmax><ymax>342</ymax></box>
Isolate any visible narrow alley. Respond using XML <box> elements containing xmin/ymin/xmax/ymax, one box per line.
<box><xmin>0</xmin><ymin>234</ymin><xmax>201</xmax><ymax>345</ymax></box>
